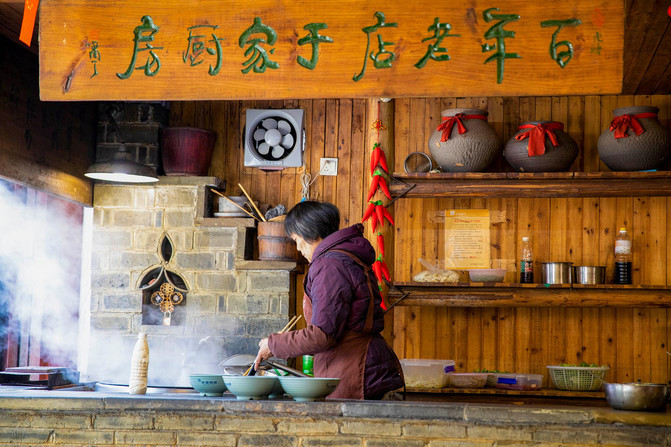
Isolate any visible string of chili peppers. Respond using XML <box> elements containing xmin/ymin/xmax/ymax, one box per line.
<box><xmin>362</xmin><ymin>102</ymin><xmax>393</xmax><ymax>310</ymax></box>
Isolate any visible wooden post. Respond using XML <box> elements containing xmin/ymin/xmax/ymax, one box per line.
<box><xmin>363</xmin><ymin>98</ymin><xmax>394</xmax><ymax>341</ymax></box>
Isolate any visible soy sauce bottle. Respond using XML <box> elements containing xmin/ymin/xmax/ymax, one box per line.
<box><xmin>614</xmin><ymin>227</ymin><xmax>632</xmax><ymax>284</ymax></box>
<box><xmin>520</xmin><ymin>236</ymin><xmax>534</xmax><ymax>283</ymax></box>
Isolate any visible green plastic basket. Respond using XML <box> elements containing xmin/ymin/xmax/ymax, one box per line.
<box><xmin>546</xmin><ymin>365</ymin><xmax>610</xmax><ymax>391</ymax></box>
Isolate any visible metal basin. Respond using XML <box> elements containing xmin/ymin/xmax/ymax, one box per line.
<box><xmin>573</xmin><ymin>266</ymin><xmax>606</xmax><ymax>284</ymax></box>
<box><xmin>541</xmin><ymin>262</ymin><xmax>573</xmax><ymax>284</ymax></box>
<box><xmin>604</xmin><ymin>382</ymin><xmax>670</xmax><ymax>411</ymax></box>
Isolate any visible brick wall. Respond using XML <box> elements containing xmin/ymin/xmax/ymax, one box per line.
<box><xmin>0</xmin><ymin>396</ymin><xmax>669</xmax><ymax>446</ymax></box>
<box><xmin>86</xmin><ymin>176</ymin><xmax>293</xmax><ymax>385</ymax></box>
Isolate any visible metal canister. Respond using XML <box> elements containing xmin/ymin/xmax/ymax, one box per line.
<box><xmin>541</xmin><ymin>262</ymin><xmax>573</xmax><ymax>284</ymax></box>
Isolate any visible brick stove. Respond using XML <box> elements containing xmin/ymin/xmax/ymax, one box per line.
<box><xmin>82</xmin><ymin>103</ymin><xmax>295</xmax><ymax>386</ymax></box>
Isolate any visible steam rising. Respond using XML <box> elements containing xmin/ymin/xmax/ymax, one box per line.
<box><xmin>0</xmin><ymin>179</ymin><xmax>81</xmax><ymax>368</ymax></box>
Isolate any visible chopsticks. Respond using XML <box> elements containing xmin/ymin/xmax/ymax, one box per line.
<box><xmin>243</xmin><ymin>315</ymin><xmax>303</xmax><ymax>376</ymax></box>
<box><xmin>238</xmin><ymin>183</ymin><xmax>267</xmax><ymax>222</ymax></box>
<box><xmin>210</xmin><ymin>189</ymin><xmax>261</xmax><ymax>222</ymax></box>
<box><xmin>278</xmin><ymin>315</ymin><xmax>302</xmax><ymax>334</ymax></box>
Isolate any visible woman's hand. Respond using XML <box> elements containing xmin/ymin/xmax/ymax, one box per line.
<box><xmin>254</xmin><ymin>337</ymin><xmax>272</xmax><ymax>371</ymax></box>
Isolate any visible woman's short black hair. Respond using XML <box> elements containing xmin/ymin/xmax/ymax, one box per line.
<box><xmin>284</xmin><ymin>201</ymin><xmax>340</xmax><ymax>243</ymax></box>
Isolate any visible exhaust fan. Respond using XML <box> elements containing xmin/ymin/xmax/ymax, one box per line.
<box><xmin>244</xmin><ymin>109</ymin><xmax>305</xmax><ymax>169</ymax></box>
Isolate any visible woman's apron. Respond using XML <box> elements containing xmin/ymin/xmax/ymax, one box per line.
<box><xmin>303</xmin><ymin>250</ymin><xmax>378</xmax><ymax>400</ymax></box>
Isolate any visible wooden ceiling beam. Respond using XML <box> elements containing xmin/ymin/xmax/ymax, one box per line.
<box><xmin>636</xmin><ymin>22</ymin><xmax>671</xmax><ymax>95</ymax></box>
<box><xmin>622</xmin><ymin>0</ymin><xmax>668</xmax><ymax>94</ymax></box>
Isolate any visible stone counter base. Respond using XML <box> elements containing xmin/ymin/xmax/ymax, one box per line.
<box><xmin>0</xmin><ymin>391</ymin><xmax>670</xmax><ymax>446</ymax></box>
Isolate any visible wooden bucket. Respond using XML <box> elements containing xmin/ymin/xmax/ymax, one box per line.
<box><xmin>257</xmin><ymin>221</ymin><xmax>298</xmax><ymax>261</ymax></box>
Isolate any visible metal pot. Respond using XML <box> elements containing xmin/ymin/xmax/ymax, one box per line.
<box><xmin>604</xmin><ymin>382</ymin><xmax>670</xmax><ymax>411</ymax></box>
<box><xmin>541</xmin><ymin>262</ymin><xmax>573</xmax><ymax>284</ymax></box>
<box><xmin>573</xmin><ymin>266</ymin><xmax>606</xmax><ymax>284</ymax></box>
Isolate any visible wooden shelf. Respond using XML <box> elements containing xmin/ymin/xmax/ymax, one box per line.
<box><xmin>405</xmin><ymin>387</ymin><xmax>605</xmax><ymax>399</ymax></box>
<box><xmin>389</xmin><ymin>282</ymin><xmax>671</xmax><ymax>307</ymax></box>
<box><xmin>390</xmin><ymin>171</ymin><xmax>671</xmax><ymax>198</ymax></box>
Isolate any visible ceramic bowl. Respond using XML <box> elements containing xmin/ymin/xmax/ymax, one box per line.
<box><xmin>278</xmin><ymin>377</ymin><xmax>340</xmax><ymax>402</ymax></box>
<box><xmin>223</xmin><ymin>376</ymin><xmax>278</xmax><ymax>400</ymax></box>
<box><xmin>188</xmin><ymin>374</ymin><xmax>227</xmax><ymax>396</ymax></box>
<box><xmin>468</xmin><ymin>269</ymin><xmax>506</xmax><ymax>283</ymax></box>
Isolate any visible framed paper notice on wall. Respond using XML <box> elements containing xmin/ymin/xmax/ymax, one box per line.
<box><xmin>445</xmin><ymin>209</ymin><xmax>490</xmax><ymax>269</ymax></box>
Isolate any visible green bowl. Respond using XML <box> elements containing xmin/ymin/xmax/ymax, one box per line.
<box><xmin>188</xmin><ymin>374</ymin><xmax>227</xmax><ymax>396</ymax></box>
<box><xmin>223</xmin><ymin>376</ymin><xmax>278</xmax><ymax>400</ymax></box>
<box><xmin>278</xmin><ymin>377</ymin><xmax>340</xmax><ymax>402</ymax></box>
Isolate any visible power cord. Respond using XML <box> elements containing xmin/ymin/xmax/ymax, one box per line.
<box><xmin>300</xmin><ymin>162</ymin><xmax>330</xmax><ymax>201</ymax></box>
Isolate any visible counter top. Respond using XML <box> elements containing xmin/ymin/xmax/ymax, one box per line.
<box><xmin>0</xmin><ymin>388</ymin><xmax>668</xmax><ymax>428</ymax></box>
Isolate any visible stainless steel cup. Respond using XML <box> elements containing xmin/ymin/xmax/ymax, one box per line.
<box><xmin>541</xmin><ymin>262</ymin><xmax>573</xmax><ymax>284</ymax></box>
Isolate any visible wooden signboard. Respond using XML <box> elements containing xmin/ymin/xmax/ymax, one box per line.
<box><xmin>39</xmin><ymin>0</ymin><xmax>623</xmax><ymax>101</ymax></box>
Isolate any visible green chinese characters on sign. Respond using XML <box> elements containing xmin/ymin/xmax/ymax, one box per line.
<box><xmin>117</xmin><ymin>15</ymin><xmax>163</xmax><ymax>79</ymax></box>
<box><xmin>87</xmin><ymin>41</ymin><xmax>101</xmax><ymax>78</ymax></box>
<box><xmin>297</xmin><ymin>23</ymin><xmax>333</xmax><ymax>70</ymax></box>
<box><xmin>481</xmin><ymin>7</ymin><xmax>521</xmax><ymax>84</ymax></box>
<box><xmin>415</xmin><ymin>17</ymin><xmax>460</xmax><ymax>69</ymax></box>
<box><xmin>239</xmin><ymin>17</ymin><xmax>279</xmax><ymax>74</ymax></box>
<box><xmin>591</xmin><ymin>31</ymin><xmax>603</xmax><ymax>55</ymax></box>
<box><xmin>353</xmin><ymin>11</ymin><xmax>398</xmax><ymax>82</ymax></box>
<box><xmin>540</xmin><ymin>18</ymin><xmax>582</xmax><ymax>68</ymax></box>
<box><xmin>183</xmin><ymin>25</ymin><xmax>225</xmax><ymax>75</ymax></box>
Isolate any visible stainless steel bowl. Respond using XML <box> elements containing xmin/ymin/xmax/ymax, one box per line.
<box><xmin>604</xmin><ymin>382</ymin><xmax>670</xmax><ymax>411</ymax></box>
<box><xmin>541</xmin><ymin>262</ymin><xmax>573</xmax><ymax>284</ymax></box>
<box><xmin>573</xmin><ymin>266</ymin><xmax>606</xmax><ymax>284</ymax></box>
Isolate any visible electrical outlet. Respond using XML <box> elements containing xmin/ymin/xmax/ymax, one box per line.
<box><xmin>320</xmin><ymin>158</ymin><xmax>338</xmax><ymax>176</ymax></box>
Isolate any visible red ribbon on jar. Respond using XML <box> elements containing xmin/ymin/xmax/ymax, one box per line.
<box><xmin>515</xmin><ymin>122</ymin><xmax>564</xmax><ymax>157</ymax></box>
<box><xmin>436</xmin><ymin>113</ymin><xmax>487</xmax><ymax>142</ymax></box>
<box><xmin>609</xmin><ymin>112</ymin><xmax>657</xmax><ymax>139</ymax></box>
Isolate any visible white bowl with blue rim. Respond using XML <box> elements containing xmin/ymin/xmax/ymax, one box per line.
<box><xmin>188</xmin><ymin>374</ymin><xmax>227</xmax><ymax>396</ymax></box>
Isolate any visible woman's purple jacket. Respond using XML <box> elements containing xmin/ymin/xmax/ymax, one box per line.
<box><xmin>269</xmin><ymin>224</ymin><xmax>404</xmax><ymax>398</ymax></box>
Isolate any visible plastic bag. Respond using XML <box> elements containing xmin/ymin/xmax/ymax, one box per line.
<box><xmin>413</xmin><ymin>258</ymin><xmax>459</xmax><ymax>283</ymax></box>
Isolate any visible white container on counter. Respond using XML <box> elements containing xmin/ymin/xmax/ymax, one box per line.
<box><xmin>400</xmin><ymin>359</ymin><xmax>455</xmax><ymax>388</ymax></box>
<box><xmin>129</xmin><ymin>332</ymin><xmax>149</xmax><ymax>395</ymax></box>
<box><xmin>494</xmin><ymin>373</ymin><xmax>543</xmax><ymax>391</ymax></box>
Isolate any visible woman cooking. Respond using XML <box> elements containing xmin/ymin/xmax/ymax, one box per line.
<box><xmin>253</xmin><ymin>201</ymin><xmax>404</xmax><ymax>400</ymax></box>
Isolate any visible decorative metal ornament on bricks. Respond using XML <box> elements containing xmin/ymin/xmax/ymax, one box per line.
<box><xmin>138</xmin><ymin>233</ymin><xmax>188</xmax><ymax>326</ymax></box>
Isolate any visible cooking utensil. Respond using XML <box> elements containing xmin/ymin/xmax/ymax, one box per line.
<box><xmin>238</xmin><ymin>183</ymin><xmax>266</xmax><ymax>222</ymax></box>
<box><xmin>210</xmin><ymin>189</ymin><xmax>260</xmax><ymax>221</ymax></box>
<box><xmin>573</xmin><ymin>266</ymin><xmax>606</xmax><ymax>284</ymax></box>
<box><xmin>541</xmin><ymin>262</ymin><xmax>573</xmax><ymax>284</ymax></box>
<box><xmin>403</xmin><ymin>152</ymin><xmax>433</xmax><ymax>173</ymax></box>
<box><xmin>266</xmin><ymin>360</ymin><xmax>309</xmax><ymax>377</ymax></box>
<box><xmin>243</xmin><ymin>315</ymin><xmax>303</xmax><ymax>376</ymax></box>
<box><xmin>604</xmin><ymin>382</ymin><xmax>670</xmax><ymax>411</ymax></box>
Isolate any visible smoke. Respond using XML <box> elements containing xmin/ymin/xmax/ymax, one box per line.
<box><xmin>0</xmin><ymin>179</ymin><xmax>82</xmax><ymax>368</ymax></box>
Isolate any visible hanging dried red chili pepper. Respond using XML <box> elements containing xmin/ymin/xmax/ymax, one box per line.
<box><xmin>370</xmin><ymin>142</ymin><xmax>389</xmax><ymax>174</ymax></box>
<box><xmin>362</xmin><ymin>201</ymin><xmax>377</xmax><ymax>223</ymax></box>
<box><xmin>377</xmin><ymin>233</ymin><xmax>385</xmax><ymax>256</ymax></box>
<box><xmin>366</xmin><ymin>169</ymin><xmax>391</xmax><ymax>202</ymax></box>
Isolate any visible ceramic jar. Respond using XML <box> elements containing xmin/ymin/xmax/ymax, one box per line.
<box><xmin>428</xmin><ymin>108</ymin><xmax>501</xmax><ymax>172</ymax></box>
<box><xmin>504</xmin><ymin>121</ymin><xmax>578</xmax><ymax>172</ymax></box>
<box><xmin>598</xmin><ymin>106</ymin><xmax>671</xmax><ymax>171</ymax></box>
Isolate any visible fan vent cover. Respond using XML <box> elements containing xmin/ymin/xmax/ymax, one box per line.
<box><xmin>244</xmin><ymin>109</ymin><xmax>304</xmax><ymax>169</ymax></box>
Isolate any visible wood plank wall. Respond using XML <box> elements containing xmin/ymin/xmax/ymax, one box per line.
<box><xmin>170</xmin><ymin>94</ymin><xmax>671</xmax><ymax>386</ymax></box>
